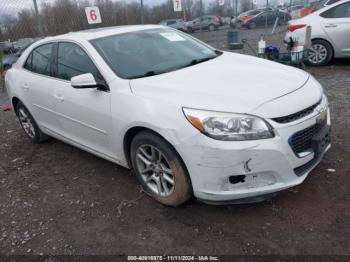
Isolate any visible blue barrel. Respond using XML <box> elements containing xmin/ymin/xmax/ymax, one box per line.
<box><xmin>227</xmin><ymin>30</ymin><xmax>239</xmax><ymax>44</ymax></box>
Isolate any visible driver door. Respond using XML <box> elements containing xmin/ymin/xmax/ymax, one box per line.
<box><xmin>50</xmin><ymin>41</ymin><xmax>113</xmax><ymax>157</ymax></box>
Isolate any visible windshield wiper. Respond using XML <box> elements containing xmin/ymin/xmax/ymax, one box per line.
<box><xmin>129</xmin><ymin>70</ymin><xmax>164</xmax><ymax>79</ymax></box>
<box><xmin>188</xmin><ymin>56</ymin><xmax>216</xmax><ymax>66</ymax></box>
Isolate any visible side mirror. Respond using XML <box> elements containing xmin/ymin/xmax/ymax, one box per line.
<box><xmin>71</xmin><ymin>73</ymin><xmax>109</xmax><ymax>91</ymax></box>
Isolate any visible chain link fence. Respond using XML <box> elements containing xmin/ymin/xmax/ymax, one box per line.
<box><xmin>0</xmin><ymin>0</ymin><xmax>325</xmax><ymax>43</ymax></box>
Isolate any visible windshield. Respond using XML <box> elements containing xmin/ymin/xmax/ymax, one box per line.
<box><xmin>91</xmin><ymin>28</ymin><xmax>219</xmax><ymax>79</ymax></box>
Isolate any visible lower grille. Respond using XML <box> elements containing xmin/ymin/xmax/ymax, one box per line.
<box><xmin>289</xmin><ymin>120</ymin><xmax>326</xmax><ymax>155</ymax></box>
<box><xmin>294</xmin><ymin>157</ymin><xmax>318</xmax><ymax>177</ymax></box>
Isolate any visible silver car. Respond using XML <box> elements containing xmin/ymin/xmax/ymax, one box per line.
<box><xmin>285</xmin><ymin>0</ymin><xmax>350</xmax><ymax>66</ymax></box>
<box><xmin>159</xmin><ymin>19</ymin><xmax>187</xmax><ymax>32</ymax></box>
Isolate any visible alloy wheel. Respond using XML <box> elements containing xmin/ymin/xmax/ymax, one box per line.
<box><xmin>18</xmin><ymin>108</ymin><xmax>36</xmax><ymax>139</ymax></box>
<box><xmin>308</xmin><ymin>44</ymin><xmax>328</xmax><ymax>64</ymax></box>
<box><xmin>135</xmin><ymin>144</ymin><xmax>175</xmax><ymax>197</ymax></box>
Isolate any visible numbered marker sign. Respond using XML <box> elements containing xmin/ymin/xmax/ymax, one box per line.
<box><xmin>85</xmin><ymin>6</ymin><xmax>102</xmax><ymax>24</ymax></box>
<box><xmin>218</xmin><ymin>0</ymin><xmax>225</xmax><ymax>6</ymax></box>
<box><xmin>173</xmin><ymin>0</ymin><xmax>182</xmax><ymax>12</ymax></box>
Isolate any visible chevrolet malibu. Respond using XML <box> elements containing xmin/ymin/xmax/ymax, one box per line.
<box><xmin>5</xmin><ymin>25</ymin><xmax>331</xmax><ymax>206</ymax></box>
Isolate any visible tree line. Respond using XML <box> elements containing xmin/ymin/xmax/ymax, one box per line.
<box><xmin>0</xmin><ymin>0</ymin><xmax>253</xmax><ymax>42</ymax></box>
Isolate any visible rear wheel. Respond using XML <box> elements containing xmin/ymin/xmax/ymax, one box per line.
<box><xmin>248</xmin><ymin>22</ymin><xmax>257</xmax><ymax>29</ymax></box>
<box><xmin>130</xmin><ymin>131</ymin><xmax>192</xmax><ymax>206</ymax></box>
<box><xmin>307</xmin><ymin>39</ymin><xmax>333</xmax><ymax>66</ymax></box>
<box><xmin>187</xmin><ymin>27</ymin><xmax>193</xmax><ymax>34</ymax></box>
<box><xmin>16</xmin><ymin>101</ymin><xmax>50</xmax><ymax>143</ymax></box>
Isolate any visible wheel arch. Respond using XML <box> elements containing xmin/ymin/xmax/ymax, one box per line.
<box><xmin>12</xmin><ymin>97</ymin><xmax>21</xmax><ymax>115</ymax></box>
<box><xmin>123</xmin><ymin>126</ymin><xmax>190</xmax><ymax>179</ymax></box>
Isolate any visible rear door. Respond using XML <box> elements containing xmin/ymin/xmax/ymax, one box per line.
<box><xmin>320</xmin><ymin>2</ymin><xmax>350</xmax><ymax>57</ymax></box>
<box><xmin>20</xmin><ymin>43</ymin><xmax>59</xmax><ymax>132</ymax></box>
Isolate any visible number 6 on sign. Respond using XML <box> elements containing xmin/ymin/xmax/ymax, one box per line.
<box><xmin>173</xmin><ymin>0</ymin><xmax>182</xmax><ymax>12</ymax></box>
<box><xmin>85</xmin><ymin>6</ymin><xmax>102</xmax><ymax>24</ymax></box>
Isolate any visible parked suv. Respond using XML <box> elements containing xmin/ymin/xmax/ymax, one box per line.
<box><xmin>159</xmin><ymin>19</ymin><xmax>187</xmax><ymax>32</ymax></box>
<box><xmin>186</xmin><ymin>15</ymin><xmax>221</xmax><ymax>33</ymax></box>
<box><xmin>238</xmin><ymin>9</ymin><xmax>291</xmax><ymax>29</ymax></box>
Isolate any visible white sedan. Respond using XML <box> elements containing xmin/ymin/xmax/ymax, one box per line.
<box><xmin>5</xmin><ymin>25</ymin><xmax>331</xmax><ymax>206</ymax></box>
<box><xmin>285</xmin><ymin>0</ymin><xmax>350</xmax><ymax>66</ymax></box>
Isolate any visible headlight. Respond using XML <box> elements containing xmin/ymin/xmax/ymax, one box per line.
<box><xmin>183</xmin><ymin>108</ymin><xmax>274</xmax><ymax>141</ymax></box>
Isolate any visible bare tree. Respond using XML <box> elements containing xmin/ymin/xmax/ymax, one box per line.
<box><xmin>0</xmin><ymin>0</ymin><xmax>227</xmax><ymax>42</ymax></box>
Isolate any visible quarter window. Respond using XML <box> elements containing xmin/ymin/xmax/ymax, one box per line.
<box><xmin>24</xmin><ymin>43</ymin><xmax>53</xmax><ymax>76</ymax></box>
<box><xmin>57</xmin><ymin>42</ymin><xmax>102</xmax><ymax>81</ymax></box>
<box><xmin>320</xmin><ymin>2</ymin><xmax>350</xmax><ymax>18</ymax></box>
<box><xmin>167</xmin><ymin>20</ymin><xmax>176</xmax><ymax>25</ymax></box>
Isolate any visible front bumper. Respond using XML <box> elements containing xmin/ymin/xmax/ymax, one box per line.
<box><xmin>176</xmin><ymin>105</ymin><xmax>331</xmax><ymax>203</ymax></box>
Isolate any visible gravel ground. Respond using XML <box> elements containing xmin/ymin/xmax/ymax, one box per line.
<box><xmin>0</xmin><ymin>27</ymin><xmax>350</xmax><ymax>256</ymax></box>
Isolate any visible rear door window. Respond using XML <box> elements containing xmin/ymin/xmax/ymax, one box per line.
<box><xmin>24</xmin><ymin>43</ymin><xmax>53</xmax><ymax>76</ymax></box>
<box><xmin>320</xmin><ymin>2</ymin><xmax>350</xmax><ymax>18</ymax></box>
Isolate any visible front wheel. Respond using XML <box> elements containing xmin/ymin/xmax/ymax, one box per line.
<box><xmin>208</xmin><ymin>24</ymin><xmax>215</xmax><ymax>32</ymax></box>
<box><xmin>130</xmin><ymin>131</ymin><xmax>193</xmax><ymax>206</ymax></box>
<box><xmin>307</xmin><ymin>39</ymin><xmax>333</xmax><ymax>66</ymax></box>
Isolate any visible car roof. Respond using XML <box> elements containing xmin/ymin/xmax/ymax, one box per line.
<box><xmin>36</xmin><ymin>25</ymin><xmax>165</xmax><ymax>43</ymax></box>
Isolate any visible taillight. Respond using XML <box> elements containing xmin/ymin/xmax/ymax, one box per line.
<box><xmin>288</xmin><ymin>24</ymin><xmax>306</xmax><ymax>32</ymax></box>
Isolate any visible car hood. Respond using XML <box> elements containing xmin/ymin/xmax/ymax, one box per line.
<box><xmin>130</xmin><ymin>52</ymin><xmax>310</xmax><ymax>115</ymax></box>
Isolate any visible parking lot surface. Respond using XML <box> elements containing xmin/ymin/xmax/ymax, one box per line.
<box><xmin>0</xmin><ymin>28</ymin><xmax>350</xmax><ymax>256</ymax></box>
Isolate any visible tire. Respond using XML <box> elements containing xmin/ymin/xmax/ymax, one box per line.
<box><xmin>208</xmin><ymin>24</ymin><xmax>215</xmax><ymax>32</ymax></box>
<box><xmin>130</xmin><ymin>131</ymin><xmax>193</xmax><ymax>206</ymax></box>
<box><xmin>307</xmin><ymin>39</ymin><xmax>333</xmax><ymax>66</ymax></box>
<box><xmin>248</xmin><ymin>22</ymin><xmax>257</xmax><ymax>29</ymax></box>
<box><xmin>15</xmin><ymin>101</ymin><xmax>50</xmax><ymax>143</ymax></box>
<box><xmin>187</xmin><ymin>27</ymin><xmax>193</xmax><ymax>34</ymax></box>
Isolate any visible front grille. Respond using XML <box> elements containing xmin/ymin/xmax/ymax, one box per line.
<box><xmin>289</xmin><ymin>120</ymin><xmax>326</xmax><ymax>155</ymax></box>
<box><xmin>272</xmin><ymin>100</ymin><xmax>321</xmax><ymax>124</ymax></box>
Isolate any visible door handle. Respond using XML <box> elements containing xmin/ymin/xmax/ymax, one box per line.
<box><xmin>21</xmin><ymin>83</ymin><xmax>30</xmax><ymax>91</ymax></box>
<box><xmin>54</xmin><ymin>94</ymin><xmax>64</xmax><ymax>102</ymax></box>
<box><xmin>325</xmin><ymin>24</ymin><xmax>337</xmax><ymax>28</ymax></box>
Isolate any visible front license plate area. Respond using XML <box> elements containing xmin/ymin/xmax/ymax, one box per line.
<box><xmin>312</xmin><ymin>125</ymin><xmax>331</xmax><ymax>158</ymax></box>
